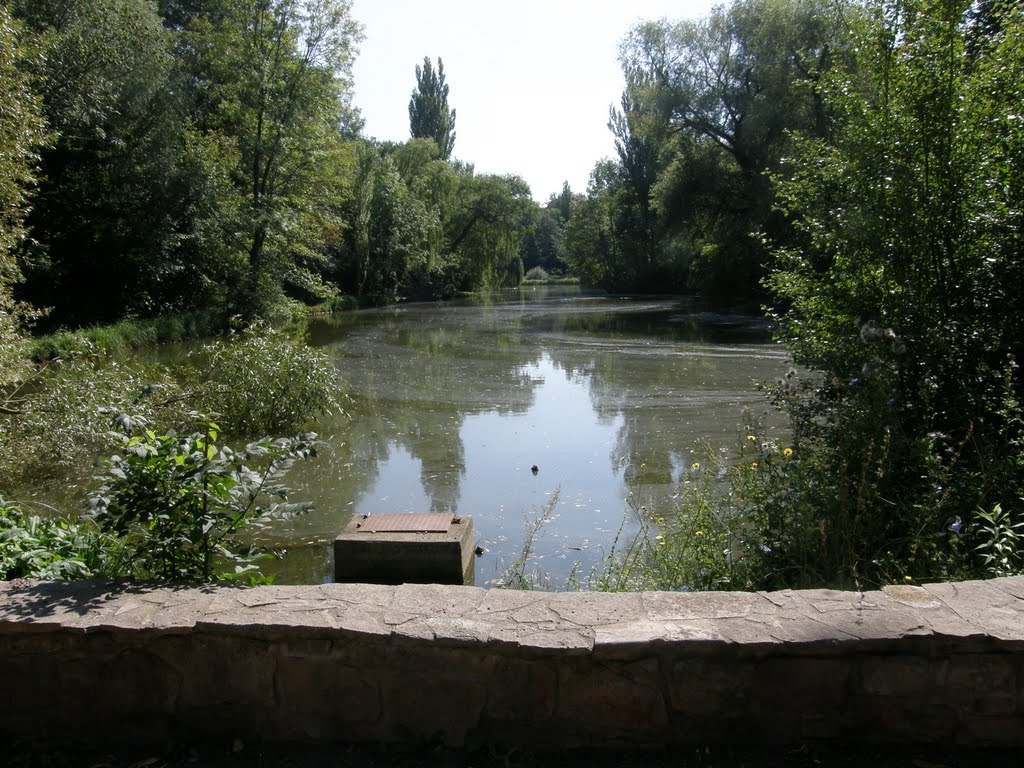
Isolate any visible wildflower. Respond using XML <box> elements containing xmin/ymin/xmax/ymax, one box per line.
<box><xmin>903</xmin><ymin>575</ymin><xmax>913</xmax><ymax>582</ymax></box>
<box><xmin>783</xmin><ymin>447</ymin><xmax>794</xmax><ymax>457</ymax></box>
<box><xmin>691</xmin><ymin>462</ymin><xmax>700</xmax><ymax>470</ymax></box>
<box><xmin>946</xmin><ymin>516</ymin><xmax>963</xmax><ymax>535</ymax></box>
<box><xmin>746</xmin><ymin>434</ymin><xmax>756</xmax><ymax>442</ymax></box>
<box><xmin>695</xmin><ymin>530</ymin><xmax>704</xmax><ymax>537</ymax></box>
<box><xmin>751</xmin><ymin>462</ymin><xmax>758</xmax><ymax>469</ymax></box>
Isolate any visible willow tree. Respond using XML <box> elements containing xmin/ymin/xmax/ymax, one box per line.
<box><xmin>409</xmin><ymin>57</ymin><xmax>456</xmax><ymax>161</ymax></box>
<box><xmin>607</xmin><ymin>0</ymin><xmax>853</xmax><ymax>298</ymax></box>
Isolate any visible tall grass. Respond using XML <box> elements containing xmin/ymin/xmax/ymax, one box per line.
<box><xmin>30</xmin><ymin>309</ymin><xmax>228</xmax><ymax>361</ymax></box>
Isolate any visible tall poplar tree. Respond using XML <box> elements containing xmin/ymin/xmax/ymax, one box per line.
<box><xmin>409</xmin><ymin>57</ymin><xmax>456</xmax><ymax>161</ymax></box>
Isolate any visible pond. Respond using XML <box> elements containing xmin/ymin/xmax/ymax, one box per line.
<box><xmin>262</xmin><ymin>287</ymin><xmax>792</xmax><ymax>587</ymax></box>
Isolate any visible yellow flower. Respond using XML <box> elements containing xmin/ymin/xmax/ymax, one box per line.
<box><xmin>783</xmin><ymin>447</ymin><xmax>794</xmax><ymax>457</ymax></box>
<box><xmin>751</xmin><ymin>462</ymin><xmax>759</xmax><ymax>469</ymax></box>
<box><xmin>746</xmin><ymin>434</ymin><xmax>757</xmax><ymax>442</ymax></box>
<box><xmin>691</xmin><ymin>462</ymin><xmax>700</xmax><ymax>470</ymax></box>
<box><xmin>695</xmin><ymin>530</ymin><xmax>705</xmax><ymax>537</ymax></box>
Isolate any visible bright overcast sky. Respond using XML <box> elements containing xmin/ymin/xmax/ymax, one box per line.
<box><xmin>350</xmin><ymin>0</ymin><xmax>715</xmax><ymax>203</ymax></box>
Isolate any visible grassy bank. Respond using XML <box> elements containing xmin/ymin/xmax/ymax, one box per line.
<box><xmin>28</xmin><ymin>296</ymin><xmax>364</xmax><ymax>362</ymax></box>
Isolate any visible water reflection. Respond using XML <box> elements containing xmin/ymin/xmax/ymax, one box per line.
<box><xmin>263</xmin><ymin>289</ymin><xmax>789</xmax><ymax>585</ymax></box>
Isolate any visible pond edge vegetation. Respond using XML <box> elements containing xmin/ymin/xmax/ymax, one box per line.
<box><xmin>1</xmin><ymin>0</ymin><xmax>1023</xmax><ymax>590</ymax></box>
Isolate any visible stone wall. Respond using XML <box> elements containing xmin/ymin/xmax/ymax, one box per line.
<box><xmin>0</xmin><ymin>577</ymin><xmax>1022</xmax><ymax>750</ymax></box>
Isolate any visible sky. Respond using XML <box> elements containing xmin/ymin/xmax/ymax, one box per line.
<box><xmin>349</xmin><ymin>0</ymin><xmax>715</xmax><ymax>203</ymax></box>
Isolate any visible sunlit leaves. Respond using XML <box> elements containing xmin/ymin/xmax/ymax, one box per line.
<box><xmin>0</xmin><ymin>6</ymin><xmax>47</xmax><ymax>386</ymax></box>
<box><xmin>89</xmin><ymin>421</ymin><xmax>319</xmax><ymax>582</ymax></box>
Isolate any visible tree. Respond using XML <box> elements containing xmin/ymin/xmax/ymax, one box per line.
<box><xmin>12</xmin><ymin>0</ymin><xmax>235</xmax><ymax>326</ymax></box>
<box><xmin>174</xmin><ymin>0</ymin><xmax>361</xmax><ymax>318</ymax></box>
<box><xmin>445</xmin><ymin>172</ymin><xmax>534</xmax><ymax>290</ymax></box>
<box><xmin>753</xmin><ymin>0</ymin><xmax>1024</xmax><ymax>585</ymax></box>
<box><xmin>335</xmin><ymin>140</ymin><xmax>439</xmax><ymax>300</ymax></box>
<box><xmin>409</xmin><ymin>57</ymin><xmax>456</xmax><ymax>161</ymax></box>
<box><xmin>603</xmin><ymin>0</ymin><xmax>853</xmax><ymax>298</ymax></box>
<box><xmin>0</xmin><ymin>6</ymin><xmax>46</xmax><ymax>387</ymax></box>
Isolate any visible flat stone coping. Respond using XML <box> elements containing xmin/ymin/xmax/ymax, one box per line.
<box><xmin>1</xmin><ymin>576</ymin><xmax>1021</xmax><ymax>652</ymax></box>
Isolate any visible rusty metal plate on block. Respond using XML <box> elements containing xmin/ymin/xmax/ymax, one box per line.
<box><xmin>357</xmin><ymin>513</ymin><xmax>453</xmax><ymax>533</ymax></box>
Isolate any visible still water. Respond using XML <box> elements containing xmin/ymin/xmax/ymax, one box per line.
<box><xmin>263</xmin><ymin>288</ymin><xmax>791</xmax><ymax>586</ymax></box>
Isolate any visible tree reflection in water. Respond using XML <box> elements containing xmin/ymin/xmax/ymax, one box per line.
<box><xmin>265</xmin><ymin>289</ymin><xmax>788</xmax><ymax>585</ymax></box>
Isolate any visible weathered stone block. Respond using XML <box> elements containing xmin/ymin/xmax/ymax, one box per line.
<box><xmin>941</xmin><ymin>654</ymin><xmax>1019</xmax><ymax>715</ymax></box>
<box><xmin>275</xmin><ymin>655</ymin><xmax>382</xmax><ymax>740</ymax></box>
<box><xmin>667</xmin><ymin>656</ymin><xmax>754</xmax><ymax>715</ymax></box>
<box><xmin>554</xmin><ymin>658</ymin><xmax>667</xmax><ymax>742</ymax></box>
<box><xmin>959</xmin><ymin>714</ymin><xmax>1024</xmax><ymax>746</ymax></box>
<box><xmin>380</xmin><ymin>672</ymin><xmax>488</xmax><ymax>745</ymax></box>
<box><xmin>484</xmin><ymin>656</ymin><xmax>558</xmax><ymax>721</ymax></box>
<box><xmin>2</xmin><ymin>577</ymin><xmax>1024</xmax><ymax>751</ymax></box>
<box><xmin>177</xmin><ymin>635</ymin><xmax>276</xmax><ymax>711</ymax></box>
<box><xmin>334</xmin><ymin>515</ymin><xmax>474</xmax><ymax>585</ymax></box>
<box><xmin>860</xmin><ymin>655</ymin><xmax>931</xmax><ymax>696</ymax></box>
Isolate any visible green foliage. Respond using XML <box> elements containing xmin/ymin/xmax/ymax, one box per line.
<box><xmin>13</xmin><ymin>0</ymin><xmax>232</xmax><ymax>327</ymax></box>
<box><xmin>188</xmin><ymin>323</ymin><xmax>343</xmax><ymax>436</ymax></box>
<box><xmin>522</xmin><ymin>207</ymin><xmax>567</xmax><ymax>278</ymax></box>
<box><xmin>29</xmin><ymin>310</ymin><xmax>228</xmax><ymax>362</ymax></box>
<box><xmin>88</xmin><ymin>421</ymin><xmax>318</xmax><ymax>582</ymax></box>
<box><xmin>335</xmin><ymin>139</ymin><xmax>541</xmax><ymax>299</ymax></box>
<box><xmin>0</xmin><ymin>355</ymin><xmax>188</xmax><ymax>487</ymax></box>
<box><xmin>615</xmin><ymin>0</ymin><xmax>1024</xmax><ymax>591</ymax></box>
<box><xmin>176</xmin><ymin>0</ymin><xmax>361</xmax><ymax>319</ymax></box>
<box><xmin>974</xmin><ymin>503</ymin><xmax>1024</xmax><ymax>578</ymax></box>
<box><xmin>524</xmin><ymin>266</ymin><xmax>550</xmax><ymax>282</ymax></box>
<box><xmin>0</xmin><ymin>497</ymin><xmax>114</xmax><ymax>580</ymax></box>
<box><xmin>0</xmin><ymin>6</ymin><xmax>47</xmax><ymax>388</ymax></box>
<box><xmin>409</xmin><ymin>57</ymin><xmax>456</xmax><ymax>160</ymax></box>
<box><xmin>0</xmin><ymin>324</ymin><xmax>340</xmax><ymax>492</ymax></box>
<box><xmin>567</xmin><ymin>0</ymin><xmax>850</xmax><ymax>297</ymax></box>
<box><xmin>445</xmin><ymin>172</ymin><xmax>536</xmax><ymax>291</ymax></box>
<box><xmin>751</xmin><ymin>0</ymin><xmax>1024</xmax><ymax>586</ymax></box>
<box><xmin>336</xmin><ymin>140</ymin><xmax>441</xmax><ymax>300</ymax></box>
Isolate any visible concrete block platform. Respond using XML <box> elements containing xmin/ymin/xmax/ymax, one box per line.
<box><xmin>334</xmin><ymin>513</ymin><xmax>474</xmax><ymax>585</ymax></box>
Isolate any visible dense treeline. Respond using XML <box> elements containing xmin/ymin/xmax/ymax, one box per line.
<box><xmin>0</xmin><ymin>0</ymin><xmax>569</xmax><ymax>346</ymax></box>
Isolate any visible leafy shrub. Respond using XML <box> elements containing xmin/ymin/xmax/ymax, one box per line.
<box><xmin>1</xmin><ymin>323</ymin><xmax>342</xmax><ymax>495</ymax></box>
<box><xmin>0</xmin><ymin>498</ymin><xmax>115</xmax><ymax>580</ymax></box>
<box><xmin>88</xmin><ymin>421</ymin><xmax>318</xmax><ymax>582</ymax></box>
<box><xmin>188</xmin><ymin>323</ymin><xmax>343</xmax><ymax>435</ymax></box>
<box><xmin>524</xmin><ymin>266</ymin><xmax>550</xmax><ymax>282</ymax></box>
<box><xmin>0</xmin><ymin>355</ymin><xmax>189</xmax><ymax>488</ymax></box>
